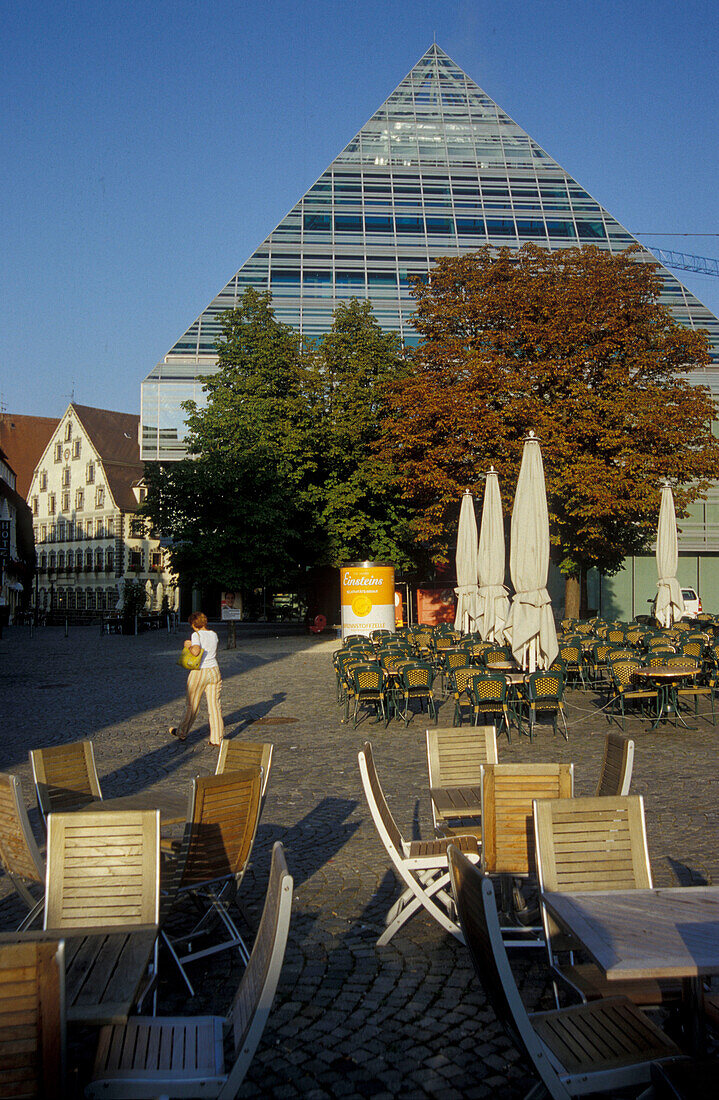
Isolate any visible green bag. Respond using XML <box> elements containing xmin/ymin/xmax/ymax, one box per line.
<box><xmin>177</xmin><ymin>646</ymin><xmax>203</xmax><ymax>671</ymax></box>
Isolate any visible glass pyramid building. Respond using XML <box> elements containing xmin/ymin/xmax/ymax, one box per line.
<box><xmin>141</xmin><ymin>43</ymin><xmax>719</xmax><ymax>461</ymax></box>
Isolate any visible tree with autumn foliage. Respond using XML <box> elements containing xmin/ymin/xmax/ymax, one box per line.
<box><xmin>380</xmin><ymin>244</ymin><xmax>719</xmax><ymax>618</ymax></box>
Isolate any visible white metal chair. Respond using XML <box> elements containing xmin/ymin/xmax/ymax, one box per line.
<box><xmin>357</xmin><ymin>741</ymin><xmax>480</xmax><ymax>946</ymax></box>
<box><xmin>447</xmin><ymin>844</ymin><xmax>680</xmax><ymax>1099</ymax></box>
<box><xmin>86</xmin><ymin>842</ymin><xmax>292</xmax><ymax>1100</ymax></box>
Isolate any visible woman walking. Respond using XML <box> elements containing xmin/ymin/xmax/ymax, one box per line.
<box><xmin>170</xmin><ymin>611</ymin><xmax>225</xmax><ymax>746</ymax></box>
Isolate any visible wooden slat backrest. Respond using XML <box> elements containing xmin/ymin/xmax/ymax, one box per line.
<box><xmin>534</xmin><ymin>796</ymin><xmax>652</xmax><ymax>894</ymax></box>
<box><xmin>481</xmin><ymin>764</ymin><xmax>573</xmax><ymax>875</ymax></box>
<box><xmin>358</xmin><ymin>743</ymin><xmax>404</xmax><ymax>853</ymax></box>
<box><xmin>595</xmin><ymin>733</ymin><xmax>634</xmax><ymax>797</ymax></box>
<box><xmin>179</xmin><ymin>770</ymin><xmax>262</xmax><ymax>889</ymax></box>
<box><xmin>0</xmin><ymin>940</ymin><xmax>65</xmax><ymax>1099</ymax></box>
<box><xmin>223</xmin><ymin>842</ymin><xmax>293</xmax><ymax>1098</ymax></box>
<box><xmin>0</xmin><ymin>773</ymin><xmax>45</xmax><ymax>888</ymax></box>
<box><xmin>215</xmin><ymin>741</ymin><xmax>273</xmax><ymax>797</ymax></box>
<box><xmin>426</xmin><ymin>727</ymin><xmax>498</xmax><ymax>789</ymax></box>
<box><xmin>45</xmin><ymin>810</ymin><xmax>159</xmax><ymax>929</ymax></box>
<box><xmin>30</xmin><ymin>742</ymin><xmax>102</xmax><ymax>825</ymax></box>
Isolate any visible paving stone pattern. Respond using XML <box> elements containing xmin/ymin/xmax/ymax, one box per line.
<box><xmin>1</xmin><ymin>624</ymin><xmax>718</xmax><ymax>1096</ymax></box>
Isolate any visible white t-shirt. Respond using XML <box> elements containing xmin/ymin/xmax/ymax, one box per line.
<box><xmin>191</xmin><ymin>628</ymin><xmax>219</xmax><ymax>670</ymax></box>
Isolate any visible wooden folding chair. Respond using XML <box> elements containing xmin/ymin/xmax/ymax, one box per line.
<box><xmin>215</xmin><ymin>739</ymin><xmax>273</xmax><ymax>798</ymax></box>
<box><xmin>30</xmin><ymin>741</ymin><xmax>101</xmax><ymax>827</ymax></box>
<box><xmin>86</xmin><ymin>842</ymin><xmax>292</xmax><ymax>1100</ymax></box>
<box><xmin>358</xmin><ymin>742</ymin><xmax>479</xmax><ymax>947</ymax></box>
<box><xmin>447</xmin><ymin>845</ymin><xmax>680</xmax><ymax>1100</ymax></box>
<box><xmin>425</xmin><ymin>726</ymin><xmax>497</xmax><ymax>837</ymax></box>
<box><xmin>44</xmin><ymin>809</ymin><xmax>160</xmax><ymax>930</ymax></box>
<box><xmin>594</xmin><ymin>732</ymin><xmax>634</xmax><ymax>797</ymax></box>
<box><xmin>162</xmin><ymin>770</ymin><xmax>262</xmax><ymax>995</ymax></box>
<box><xmin>0</xmin><ymin>772</ymin><xmax>46</xmax><ymax>929</ymax></box>
<box><xmin>533</xmin><ymin>795</ymin><xmax>681</xmax><ymax>1009</ymax></box>
<box><xmin>0</xmin><ymin>939</ymin><xmax>66</xmax><ymax>1099</ymax></box>
<box><xmin>480</xmin><ymin>762</ymin><xmax>573</xmax><ymax>947</ymax></box>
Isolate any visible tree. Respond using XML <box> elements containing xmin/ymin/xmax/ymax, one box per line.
<box><xmin>310</xmin><ymin>299</ymin><xmax>417</xmax><ymax>571</ymax></box>
<box><xmin>379</xmin><ymin>244</ymin><xmax>719</xmax><ymax>617</ymax></box>
<box><xmin>144</xmin><ymin>288</ymin><xmax>321</xmax><ymax>595</ymax></box>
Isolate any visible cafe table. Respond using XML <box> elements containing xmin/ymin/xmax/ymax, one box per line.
<box><xmin>541</xmin><ymin>885</ymin><xmax>719</xmax><ymax>1055</ymax></box>
<box><xmin>634</xmin><ymin>665</ymin><xmax>698</xmax><ymax>730</ymax></box>
<box><xmin>88</xmin><ymin>788</ymin><xmax>188</xmax><ymax>826</ymax></box>
<box><xmin>0</xmin><ymin>923</ymin><xmax>158</xmax><ymax>1024</ymax></box>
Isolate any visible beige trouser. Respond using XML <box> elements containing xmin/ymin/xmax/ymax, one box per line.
<box><xmin>177</xmin><ymin>666</ymin><xmax>225</xmax><ymax>743</ymax></box>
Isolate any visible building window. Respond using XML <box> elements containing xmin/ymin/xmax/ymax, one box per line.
<box><xmin>58</xmin><ymin>550</ymin><xmax>65</xmax><ymax>570</ymax></box>
<box><xmin>95</xmin><ymin>548</ymin><xmax>103</xmax><ymax>570</ymax></box>
<box><xmin>54</xmin><ymin>442</ymin><xmax>62</xmax><ymax>463</ymax></box>
<box><xmin>87</xmin><ymin>589</ymin><xmax>96</xmax><ymax>611</ymax></box>
<box><xmin>61</xmin><ymin>492</ymin><xmax>70</xmax><ymax>512</ymax></box>
<box><xmin>86</xmin><ymin>462</ymin><xmax>95</xmax><ymax>484</ymax></box>
<box><xmin>65</xmin><ymin>421</ymin><xmax>72</xmax><ymax>441</ymax></box>
<box><xmin>151</xmin><ymin>551</ymin><xmax>162</xmax><ymax>571</ymax></box>
<box><xmin>96</xmin><ymin>519</ymin><xmax>104</xmax><ymax>538</ymax></box>
<box><xmin>48</xmin><ymin>551</ymin><xmax>56</xmax><ymax>569</ymax></box>
<box><xmin>66</xmin><ymin>590</ymin><xmax>76</xmax><ymax>610</ymax></box>
<box><xmin>47</xmin><ymin>494</ymin><xmax>56</xmax><ymax>515</ymax></box>
<box><xmin>97</xmin><ymin>589</ymin><xmax>106</xmax><ymax>611</ymax></box>
<box><xmin>32</xmin><ymin>496</ymin><xmax>39</xmax><ymax>515</ymax></box>
<box><xmin>40</xmin><ymin>525</ymin><xmax>47</xmax><ymax>542</ymax></box>
<box><xmin>75</xmin><ymin>489</ymin><xmax>84</xmax><ymax>510</ymax></box>
<box><xmin>49</xmin><ymin>523</ymin><xmax>56</xmax><ymax>542</ymax></box>
<box><xmin>130</xmin><ymin>518</ymin><xmax>145</xmax><ymax>538</ymax></box>
<box><xmin>66</xmin><ymin>522</ymin><xmax>74</xmax><ymax>541</ymax></box>
<box><xmin>72</xmin><ymin>439</ymin><xmax>81</xmax><ymax>459</ymax></box>
<box><xmin>85</xmin><ymin>519</ymin><xmax>93</xmax><ymax>537</ymax></box>
<box><xmin>106</xmin><ymin>518</ymin><xmax>114</xmax><ymax>537</ymax></box>
<box><xmin>96</xmin><ymin>486</ymin><xmax>105</xmax><ymax>508</ymax></box>
<box><xmin>106</xmin><ymin>549</ymin><xmax>114</xmax><ymax>572</ymax></box>
<box><xmin>129</xmin><ymin>550</ymin><xmax>143</xmax><ymax>572</ymax></box>
<box><xmin>39</xmin><ymin>552</ymin><xmax>47</xmax><ymax>570</ymax></box>
<box><xmin>39</xmin><ymin>470</ymin><xmax>47</xmax><ymax>491</ymax></box>
<box><xmin>83</xmin><ymin>548</ymin><xmax>91</xmax><ymax>569</ymax></box>
<box><xmin>62</xmin><ymin>467</ymin><xmax>70</xmax><ymax>487</ymax></box>
<box><xmin>77</xmin><ymin>590</ymin><xmax>85</xmax><ymax>611</ymax></box>
<box><xmin>67</xmin><ymin>550</ymin><xmax>74</xmax><ymax>570</ymax></box>
<box><xmin>57</xmin><ymin>521</ymin><xmax>66</xmax><ymax>541</ymax></box>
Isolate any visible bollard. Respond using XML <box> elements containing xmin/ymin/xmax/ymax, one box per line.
<box><xmin>65</xmin><ymin>617</ymin><xmax>69</xmax><ymax>639</ymax></box>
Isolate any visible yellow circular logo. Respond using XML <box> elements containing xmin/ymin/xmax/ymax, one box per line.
<box><xmin>352</xmin><ymin>594</ymin><xmax>373</xmax><ymax>617</ymax></box>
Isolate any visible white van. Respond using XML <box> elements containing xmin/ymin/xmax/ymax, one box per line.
<box><xmin>648</xmin><ymin>587</ymin><xmax>702</xmax><ymax>619</ymax></box>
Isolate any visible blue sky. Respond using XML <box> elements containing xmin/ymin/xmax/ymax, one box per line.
<box><xmin>2</xmin><ymin>0</ymin><xmax>718</xmax><ymax>417</ymax></box>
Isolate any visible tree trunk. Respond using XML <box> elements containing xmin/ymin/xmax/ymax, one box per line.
<box><xmin>227</xmin><ymin>621</ymin><xmax>237</xmax><ymax>649</ymax></box>
<box><xmin>564</xmin><ymin>574</ymin><xmax>581</xmax><ymax>621</ymax></box>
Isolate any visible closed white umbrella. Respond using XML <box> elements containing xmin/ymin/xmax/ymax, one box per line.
<box><xmin>655</xmin><ymin>482</ymin><xmax>684</xmax><ymax>627</ymax></box>
<box><xmin>505</xmin><ymin>432</ymin><xmax>558</xmax><ymax>672</ymax></box>
<box><xmin>454</xmin><ymin>490</ymin><xmax>479</xmax><ymax>632</ymax></box>
<box><xmin>476</xmin><ymin>468</ymin><xmax>509</xmax><ymax>642</ymax></box>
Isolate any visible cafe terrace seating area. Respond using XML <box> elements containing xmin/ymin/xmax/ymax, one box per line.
<box><xmin>1</xmin><ymin>622</ymin><xmax>718</xmax><ymax>1097</ymax></box>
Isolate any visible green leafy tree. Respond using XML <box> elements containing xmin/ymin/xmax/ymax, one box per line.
<box><xmin>144</xmin><ymin>288</ymin><xmax>321</xmax><ymax>593</ymax></box>
<box><xmin>310</xmin><ymin>299</ymin><xmax>417</xmax><ymax>570</ymax></box>
<box><xmin>380</xmin><ymin>244</ymin><xmax>719</xmax><ymax>617</ymax></box>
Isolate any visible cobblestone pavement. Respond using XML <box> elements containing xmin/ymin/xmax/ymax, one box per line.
<box><xmin>1</xmin><ymin>624</ymin><xmax>718</xmax><ymax>1097</ymax></box>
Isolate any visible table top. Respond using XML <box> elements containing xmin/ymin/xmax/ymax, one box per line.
<box><xmin>0</xmin><ymin>924</ymin><xmax>158</xmax><ymax>1024</ymax></box>
<box><xmin>485</xmin><ymin>660</ymin><xmax>516</xmax><ymax>671</ymax></box>
<box><xmin>635</xmin><ymin>665</ymin><xmax>697</xmax><ymax>681</ymax></box>
<box><xmin>430</xmin><ymin>785</ymin><xmax>482</xmax><ymax>816</ymax></box>
<box><xmin>542</xmin><ymin>886</ymin><xmax>719</xmax><ymax>981</ymax></box>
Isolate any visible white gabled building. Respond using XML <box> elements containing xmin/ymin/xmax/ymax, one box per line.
<box><xmin>28</xmin><ymin>403</ymin><xmax>177</xmax><ymax>620</ymax></box>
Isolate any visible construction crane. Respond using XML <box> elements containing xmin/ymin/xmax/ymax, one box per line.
<box><xmin>648</xmin><ymin>248</ymin><xmax>719</xmax><ymax>277</ymax></box>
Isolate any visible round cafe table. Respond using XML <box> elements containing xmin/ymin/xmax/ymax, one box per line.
<box><xmin>635</xmin><ymin>665</ymin><xmax>698</xmax><ymax>730</ymax></box>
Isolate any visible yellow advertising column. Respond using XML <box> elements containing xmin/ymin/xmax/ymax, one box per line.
<box><xmin>340</xmin><ymin>562</ymin><xmax>396</xmax><ymax>640</ymax></box>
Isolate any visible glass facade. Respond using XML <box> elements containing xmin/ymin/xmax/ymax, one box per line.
<box><xmin>141</xmin><ymin>43</ymin><xmax>719</xmax><ymax>460</ymax></box>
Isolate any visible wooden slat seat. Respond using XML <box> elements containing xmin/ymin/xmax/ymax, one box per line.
<box><xmin>30</xmin><ymin>742</ymin><xmax>101</xmax><ymax>826</ymax></box>
<box><xmin>426</xmin><ymin>726</ymin><xmax>497</xmax><ymax>837</ymax></box>
<box><xmin>0</xmin><ymin>772</ymin><xmax>45</xmax><ymax>929</ymax></box>
<box><xmin>358</xmin><ymin>742</ymin><xmax>479</xmax><ymax>947</ymax></box>
<box><xmin>447</xmin><ymin>845</ymin><xmax>680</xmax><ymax>1099</ymax></box>
<box><xmin>0</xmin><ymin>939</ymin><xmax>65</xmax><ymax>1099</ymax></box>
<box><xmin>86</xmin><ymin>843</ymin><xmax>292</xmax><ymax>1100</ymax></box>
<box><xmin>595</xmin><ymin>733</ymin><xmax>634</xmax><ymax>797</ymax></box>
<box><xmin>534</xmin><ymin>795</ymin><xmax>681</xmax><ymax>1008</ymax></box>
<box><xmin>161</xmin><ymin>770</ymin><xmax>262</xmax><ymax>996</ymax></box>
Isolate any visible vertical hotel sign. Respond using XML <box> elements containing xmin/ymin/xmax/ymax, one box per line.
<box><xmin>340</xmin><ymin>562</ymin><xmax>395</xmax><ymax>639</ymax></box>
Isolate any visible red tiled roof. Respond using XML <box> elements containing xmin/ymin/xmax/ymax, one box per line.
<box><xmin>71</xmin><ymin>405</ymin><xmax>143</xmax><ymax>513</ymax></box>
<box><xmin>0</xmin><ymin>414</ymin><xmax>57</xmax><ymax>498</ymax></box>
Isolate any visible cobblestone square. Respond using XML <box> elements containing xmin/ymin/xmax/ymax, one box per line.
<box><xmin>1</xmin><ymin>624</ymin><xmax>717</xmax><ymax>1096</ymax></box>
